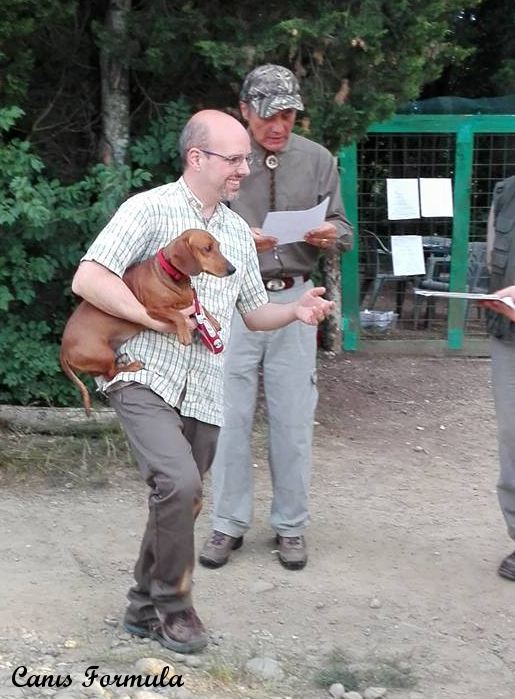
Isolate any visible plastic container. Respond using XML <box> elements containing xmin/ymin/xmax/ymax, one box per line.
<box><xmin>360</xmin><ymin>309</ymin><xmax>398</xmax><ymax>330</ymax></box>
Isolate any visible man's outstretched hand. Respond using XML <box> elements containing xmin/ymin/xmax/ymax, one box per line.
<box><xmin>294</xmin><ymin>287</ymin><xmax>335</xmax><ymax>325</ymax></box>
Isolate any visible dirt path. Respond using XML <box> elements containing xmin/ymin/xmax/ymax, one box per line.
<box><xmin>1</xmin><ymin>355</ymin><xmax>514</xmax><ymax>699</ymax></box>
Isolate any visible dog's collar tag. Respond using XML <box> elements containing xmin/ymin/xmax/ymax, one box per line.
<box><xmin>157</xmin><ymin>249</ymin><xmax>187</xmax><ymax>281</ymax></box>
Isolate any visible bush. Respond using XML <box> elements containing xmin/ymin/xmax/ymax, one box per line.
<box><xmin>0</xmin><ymin>103</ymin><xmax>191</xmax><ymax>406</ymax></box>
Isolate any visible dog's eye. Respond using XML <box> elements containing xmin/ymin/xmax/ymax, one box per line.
<box><xmin>203</xmin><ymin>244</ymin><xmax>213</xmax><ymax>253</ymax></box>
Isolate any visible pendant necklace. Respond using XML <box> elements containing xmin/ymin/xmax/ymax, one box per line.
<box><xmin>264</xmin><ymin>152</ymin><xmax>279</xmax><ymax>213</ymax></box>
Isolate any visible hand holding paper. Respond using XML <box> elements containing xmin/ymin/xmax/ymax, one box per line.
<box><xmin>476</xmin><ymin>284</ymin><xmax>515</xmax><ymax>321</ymax></box>
<box><xmin>415</xmin><ymin>288</ymin><xmax>515</xmax><ymax>315</ymax></box>
<box><xmin>249</xmin><ymin>227</ymin><xmax>278</xmax><ymax>253</ymax></box>
<box><xmin>262</xmin><ymin>198</ymin><xmax>329</xmax><ymax>244</ymax></box>
<box><xmin>304</xmin><ymin>221</ymin><xmax>338</xmax><ymax>249</ymax></box>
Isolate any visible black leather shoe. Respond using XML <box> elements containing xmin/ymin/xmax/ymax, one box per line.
<box><xmin>498</xmin><ymin>550</ymin><xmax>515</xmax><ymax>580</ymax></box>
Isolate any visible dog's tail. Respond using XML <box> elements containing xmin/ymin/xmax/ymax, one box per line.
<box><xmin>59</xmin><ymin>353</ymin><xmax>92</xmax><ymax>417</ymax></box>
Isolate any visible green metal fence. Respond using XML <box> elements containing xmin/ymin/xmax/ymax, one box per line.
<box><xmin>339</xmin><ymin>114</ymin><xmax>515</xmax><ymax>353</ymax></box>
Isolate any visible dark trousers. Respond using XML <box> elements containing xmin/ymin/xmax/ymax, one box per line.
<box><xmin>108</xmin><ymin>383</ymin><xmax>219</xmax><ymax>621</ymax></box>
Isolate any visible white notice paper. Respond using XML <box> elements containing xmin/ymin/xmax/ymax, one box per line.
<box><xmin>261</xmin><ymin>197</ymin><xmax>329</xmax><ymax>244</ymax></box>
<box><xmin>391</xmin><ymin>235</ymin><xmax>426</xmax><ymax>276</ymax></box>
<box><xmin>386</xmin><ymin>178</ymin><xmax>420</xmax><ymax>220</ymax></box>
<box><xmin>419</xmin><ymin>178</ymin><xmax>454</xmax><ymax>217</ymax></box>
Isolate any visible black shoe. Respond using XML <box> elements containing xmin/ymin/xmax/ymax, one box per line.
<box><xmin>498</xmin><ymin>550</ymin><xmax>515</xmax><ymax>580</ymax></box>
<box><xmin>123</xmin><ymin>617</ymin><xmax>159</xmax><ymax>639</ymax></box>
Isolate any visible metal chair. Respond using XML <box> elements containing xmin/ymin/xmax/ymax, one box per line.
<box><xmin>414</xmin><ymin>241</ymin><xmax>488</xmax><ymax>327</ymax></box>
<box><xmin>360</xmin><ymin>229</ymin><xmax>409</xmax><ymax>318</ymax></box>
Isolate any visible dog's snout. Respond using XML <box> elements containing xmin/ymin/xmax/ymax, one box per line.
<box><xmin>226</xmin><ymin>263</ymin><xmax>236</xmax><ymax>276</ymax></box>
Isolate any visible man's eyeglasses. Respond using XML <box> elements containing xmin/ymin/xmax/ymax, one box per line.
<box><xmin>199</xmin><ymin>149</ymin><xmax>254</xmax><ymax>168</ymax></box>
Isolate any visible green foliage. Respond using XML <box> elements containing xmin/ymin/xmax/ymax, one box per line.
<box><xmin>0</xmin><ymin>107</ymin><xmax>154</xmax><ymax>406</ymax></box>
<box><xmin>190</xmin><ymin>0</ymin><xmax>479</xmax><ymax>149</ymax></box>
<box><xmin>0</xmin><ymin>0</ymin><xmax>75</xmax><ymax>102</ymax></box>
<box><xmin>424</xmin><ymin>0</ymin><xmax>515</xmax><ymax>98</ymax></box>
<box><xmin>130</xmin><ymin>98</ymin><xmax>192</xmax><ymax>182</ymax></box>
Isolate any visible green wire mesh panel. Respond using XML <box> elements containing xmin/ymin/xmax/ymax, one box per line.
<box><xmin>357</xmin><ymin>131</ymin><xmax>456</xmax><ymax>340</ymax></box>
<box><xmin>341</xmin><ymin>114</ymin><xmax>515</xmax><ymax>352</ymax></box>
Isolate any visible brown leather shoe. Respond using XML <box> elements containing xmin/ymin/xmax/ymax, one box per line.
<box><xmin>155</xmin><ymin>607</ymin><xmax>208</xmax><ymax>654</ymax></box>
<box><xmin>276</xmin><ymin>534</ymin><xmax>307</xmax><ymax>570</ymax></box>
<box><xmin>123</xmin><ymin>617</ymin><xmax>159</xmax><ymax>639</ymax></box>
<box><xmin>198</xmin><ymin>530</ymin><xmax>243</xmax><ymax>568</ymax></box>
<box><xmin>498</xmin><ymin>550</ymin><xmax>515</xmax><ymax>580</ymax></box>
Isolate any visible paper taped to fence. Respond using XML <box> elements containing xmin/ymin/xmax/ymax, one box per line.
<box><xmin>419</xmin><ymin>178</ymin><xmax>454</xmax><ymax>217</ymax></box>
<box><xmin>391</xmin><ymin>235</ymin><xmax>425</xmax><ymax>276</ymax></box>
<box><xmin>386</xmin><ymin>179</ymin><xmax>420</xmax><ymax>220</ymax></box>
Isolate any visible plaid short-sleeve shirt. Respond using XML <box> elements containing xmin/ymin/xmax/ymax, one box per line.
<box><xmin>81</xmin><ymin>177</ymin><xmax>268</xmax><ymax>425</ymax></box>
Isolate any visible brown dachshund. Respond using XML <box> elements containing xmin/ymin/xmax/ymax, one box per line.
<box><xmin>60</xmin><ymin>228</ymin><xmax>235</xmax><ymax>415</ymax></box>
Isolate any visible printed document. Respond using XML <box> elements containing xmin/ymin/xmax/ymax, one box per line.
<box><xmin>261</xmin><ymin>197</ymin><xmax>329</xmax><ymax>244</ymax></box>
<box><xmin>391</xmin><ymin>235</ymin><xmax>426</xmax><ymax>276</ymax></box>
<box><xmin>386</xmin><ymin>178</ymin><xmax>420</xmax><ymax>220</ymax></box>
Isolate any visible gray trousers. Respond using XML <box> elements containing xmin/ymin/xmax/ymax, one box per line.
<box><xmin>211</xmin><ymin>281</ymin><xmax>318</xmax><ymax>537</ymax></box>
<box><xmin>108</xmin><ymin>383</ymin><xmax>219</xmax><ymax>622</ymax></box>
<box><xmin>491</xmin><ymin>335</ymin><xmax>515</xmax><ymax>540</ymax></box>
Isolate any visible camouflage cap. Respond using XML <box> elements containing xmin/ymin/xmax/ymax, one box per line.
<box><xmin>239</xmin><ymin>64</ymin><xmax>304</xmax><ymax>118</ymax></box>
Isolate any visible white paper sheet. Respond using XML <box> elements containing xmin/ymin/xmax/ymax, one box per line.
<box><xmin>391</xmin><ymin>235</ymin><xmax>426</xmax><ymax>276</ymax></box>
<box><xmin>414</xmin><ymin>289</ymin><xmax>515</xmax><ymax>309</ymax></box>
<box><xmin>419</xmin><ymin>178</ymin><xmax>454</xmax><ymax>217</ymax></box>
<box><xmin>261</xmin><ymin>197</ymin><xmax>329</xmax><ymax>244</ymax></box>
<box><xmin>386</xmin><ymin>179</ymin><xmax>420</xmax><ymax>220</ymax></box>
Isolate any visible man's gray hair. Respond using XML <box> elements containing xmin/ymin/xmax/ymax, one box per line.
<box><xmin>179</xmin><ymin>118</ymin><xmax>210</xmax><ymax>163</ymax></box>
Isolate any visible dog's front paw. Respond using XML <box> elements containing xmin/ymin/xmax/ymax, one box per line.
<box><xmin>177</xmin><ymin>328</ymin><xmax>193</xmax><ymax>345</ymax></box>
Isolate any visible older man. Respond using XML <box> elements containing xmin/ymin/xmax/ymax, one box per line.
<box><xmin>71</xmin><ymin>109</ymin><xmax>334</xmax><ymax>653</ymax></box>
<box><xmin>200</xmin><ymin>66</ymin><xmax>353</xmax><ymax>572</ymax></box>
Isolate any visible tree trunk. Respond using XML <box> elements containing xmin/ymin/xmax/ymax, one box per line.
<box><xmin>0</xmin><ymin>405</ymin><xmax>120</xmax><ymax>435</ymax></box>
<box><xmin>320</xmin><ymin>250</ymin><xmax>342</xmax><ymax>352</ymax></box>
<box><xmin>99</xmin><ymin>0</ymin><xmax>131</xmax><ymax>165</ymax></box>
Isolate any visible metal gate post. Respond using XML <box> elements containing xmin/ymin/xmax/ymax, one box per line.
<box><xmin>448</xmin><ymin>124</ymin><xmax>474</xmax><ymax>349</ymax></box>
<box><xmin>339</xmin><ymin>143</ymin><xmax>360</xmax><ymax>350</ymax></box>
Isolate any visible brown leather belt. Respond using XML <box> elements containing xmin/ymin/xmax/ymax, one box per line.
<box><xmin>263</xmin><ymin>274</ymin><xmax>310</xmax><ymax>291</ymax></box>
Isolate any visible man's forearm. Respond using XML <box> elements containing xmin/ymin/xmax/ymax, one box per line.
<box><xmin>242</xmin><ymin>301</ymin><xmax>297</xmax><ymax>331</ymax></box>
<box><xmin>72</xmin><ymin>260</ymin><xmax>172</xmax><ymax>331</ymax></box>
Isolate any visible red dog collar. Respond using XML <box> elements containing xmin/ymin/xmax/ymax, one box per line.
<box><xmin>157</xmin><ymin>249</ymin><xmax>188</xmax><ymax>281</ymax></box>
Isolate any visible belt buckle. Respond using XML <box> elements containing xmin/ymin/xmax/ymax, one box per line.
<box><xmin>265</xmin><ymin>278</ymin><xmax>286</xmax><ymax>291</ymax></box>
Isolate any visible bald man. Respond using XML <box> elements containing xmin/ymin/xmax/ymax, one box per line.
<box><xmin>70</xmin><ymin>110</ymin><xmax>334</xmax><ymax>654</ymax></box>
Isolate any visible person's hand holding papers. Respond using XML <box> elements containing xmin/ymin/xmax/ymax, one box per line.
<box><xmin>304</xmin><ymin>221</ymin><xmax>338</xmax><ymax>250</ymax></box>
<box><xmin>249</xmin><ymin>227</ymin><xmax>278</xmax><ymax>253</ymax></box>
<box><xmin>479</xmin><ymin>285</ymin><xmax>515</xmax><ymax>322</ymax></box>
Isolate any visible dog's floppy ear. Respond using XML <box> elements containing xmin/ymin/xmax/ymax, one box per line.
<box><xmin>167</xmin><ymin>230</ymin><xmax>204</xmax><ymax>276</ymax></box>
